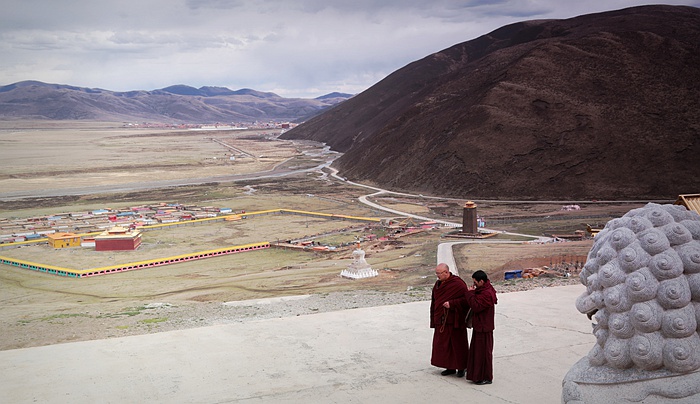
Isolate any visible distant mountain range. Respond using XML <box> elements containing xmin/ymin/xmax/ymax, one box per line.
<box><xmin>0</xmin><ymin>81</ymin><xmax>353</xmax><ymax>123</ymax></box>
<box><xmin>281</xmin><ymin>5</ymin><xmax>700</xmax><ymax>200</ymax></box>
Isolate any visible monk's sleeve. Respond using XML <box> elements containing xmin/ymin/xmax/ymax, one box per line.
<box><xmin>465</xmin><ymin>289</ymin><xmax>492</xmax><ymax>313</ymax></box>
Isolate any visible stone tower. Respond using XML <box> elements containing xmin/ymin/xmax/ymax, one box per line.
<box><xmin>462</xmin><ymin>201</ymin><xmax>478</xmax><ymax>235</ymax></box>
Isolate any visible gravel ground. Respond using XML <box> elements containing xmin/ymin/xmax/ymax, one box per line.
<box><xmin>126</xmin><ymin>278</ymin><xmax>580</xmax><ymax>331</ymax></box>
<box><xmin>3</xmin><ymin>276</ymin><xmax>581</xmax><ymax>351</ymax></box>
<box><xmin>214</xmin><ymin>276</ymin><xmax>582</xmax><ymax>323</ymax></box>
<box><xmin>133</xmin><ymin>276</ymin><xmax>582</xmax><ymax>328</ymax></box>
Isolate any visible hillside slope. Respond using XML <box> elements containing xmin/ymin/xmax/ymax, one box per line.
<box><xmin>281</xmin><ymin>5</ymin><xmax>700</xmax><ymax>200</ymax></box>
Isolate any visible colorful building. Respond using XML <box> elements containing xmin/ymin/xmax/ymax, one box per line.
<box><xmin>46</xmin><ymin>232</ymin><xmax>82</xmax><ymax>248</ymax></box>
<box><xmin>81</xmin><ymin>238</ymin><xmax>96</xmax><ymax>248</ymax></box>
<box><xmin>94</xmin><ymin>226</ymin><xmax>142</xmax><ymax>251</ymax></box>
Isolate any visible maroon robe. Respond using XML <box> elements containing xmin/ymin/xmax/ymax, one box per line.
<box><xmin>430</xmin><ymin>274</ymin><xmax>469</xmax><ymax>370</ymax></box>
<box><xmin>464</xmin><ymin>279</ymin><xmax>497</xmax><ymax>382</ymax></box>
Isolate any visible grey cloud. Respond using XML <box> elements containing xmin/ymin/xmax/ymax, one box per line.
<box><xmin>1</xmin><ymin>0</ymin><xmax>698</xmax><ymax>98</ymax></box>
<box><xmin>186</xmin><ymin>0</ymin><xmax>246</xmax><ymax>10</ymax></box>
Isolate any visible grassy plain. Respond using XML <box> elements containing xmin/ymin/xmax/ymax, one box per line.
<box><xmin>0</xmin><ymin>120</ymin><xmax>311</xmax><ymax>198</ymax></box>
<box><xmin>0</xmin><ymin>121</ymin><xmax>645</xmax><ymax>349</ymax></box>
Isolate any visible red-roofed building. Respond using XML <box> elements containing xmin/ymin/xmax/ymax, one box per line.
<box><xmin>94</xmin><ymin>226</ymin><xmax>142</xmax><ymax>251</ymax></box>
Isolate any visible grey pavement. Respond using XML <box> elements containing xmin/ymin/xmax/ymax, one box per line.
<box><xmin>0</xmin><ymin>284</ymin><xmax>593</xmax><ymax>403</ymax></box>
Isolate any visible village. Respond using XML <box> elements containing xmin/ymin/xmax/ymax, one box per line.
<box><xmin>0</xmin><ymin>196</ymin><xmax>453</xmax><ymax>280</ymax></box>
<box><xmin>0</xmin><ymin>200</ymin><xmax>446</xmax><ymax>247</ymax></box>
<box><xmin>0</xmin><ymin>195</ymin><xmax>598</xmax><ymax>285</ymax></box>
<box><xmin>0</xmin><ymin>202</ymin><xmax>243</xmax><ymax>245</ymax></box>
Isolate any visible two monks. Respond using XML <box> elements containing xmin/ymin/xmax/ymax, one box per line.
<box><xmin>430</xmin><ymin>264</ymin><xmax>497</xmax><ymax>384</ymax></box>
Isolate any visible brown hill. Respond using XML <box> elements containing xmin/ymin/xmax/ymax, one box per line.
<box><xmin>0</xmin><ymin>81</ymin><xmax>352</xmax><ymax>123</ymax></box>
<box><xmin>281</xmin><ymin>5</ymin><xmax>700</xmax><ymax>200</ymax></box>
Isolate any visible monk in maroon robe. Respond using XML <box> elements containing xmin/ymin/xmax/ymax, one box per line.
<box><xmin>464</xmin><ymin>270</ymin><xmax>497</xmax><ymax>385</ymax></box>
<box><xmin>430</xmin><ymin>263</ymin><xmax>469</xmax><ymax>376</ymax></box>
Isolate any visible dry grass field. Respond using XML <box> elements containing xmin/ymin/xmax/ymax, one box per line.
<box><xmin>0</xmin><ymin>121</ymin><xmax>646</xmax><ymax>350</ymax></box>
<box><xmin>0</xmin><ymin>120</ymin><xmax>315</xmax><ymax>198</ymax></box>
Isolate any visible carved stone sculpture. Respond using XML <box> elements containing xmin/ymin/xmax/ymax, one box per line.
<box><xmin>563</xmin><ymin>203</ymin><xmax>700</xmax><ymax>403</ymax></box>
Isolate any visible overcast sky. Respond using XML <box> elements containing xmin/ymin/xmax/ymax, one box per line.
<box><xmin>1</xmin><ymin>1</ymin><xmax>698</xmax><ymax>98</ymax></box>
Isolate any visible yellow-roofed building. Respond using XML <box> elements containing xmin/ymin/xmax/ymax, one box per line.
<box><xmin>47</xmin><ymin>232</ymin><xmax>82</xmax><ymax>248</ymax></box>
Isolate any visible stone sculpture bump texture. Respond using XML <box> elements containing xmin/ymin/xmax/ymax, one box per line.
<box><xmin>575</xmin><ymin>203</ymin><xmax>700</xmax><ymax>374</ymax></box>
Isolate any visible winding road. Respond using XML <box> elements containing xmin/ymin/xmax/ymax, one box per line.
<box><xmin>2</xmin><ymin>140</ymin><xmax>551</xmax><ymax>276</ymax></box>
<box><xmin>325</xmin><ymin>167</ymin><xmax>553</xmax><ymax>275</ymax></box>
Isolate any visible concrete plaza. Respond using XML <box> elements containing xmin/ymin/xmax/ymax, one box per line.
<box><xmin>0</xmin><ymin>284</ymin><xmax>592</xmax><ymax>403</ymax></box>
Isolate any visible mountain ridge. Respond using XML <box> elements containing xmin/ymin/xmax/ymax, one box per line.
<box><xmin>280</xmin><ymin>4</ymin><xmax>700</xmax><ymax>200</ymax></box>
<box><xmin>0</xmin><ymin>80</ymin><xmax>352</xmax><ymax>123</ymax></box>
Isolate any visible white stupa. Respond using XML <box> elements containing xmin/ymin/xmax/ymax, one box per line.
<box><xmin>340</xmin><ymin>242</ymin><xmax>378</xmax><ymax>279</ymax></box>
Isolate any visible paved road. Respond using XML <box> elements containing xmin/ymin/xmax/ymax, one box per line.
<box><xmin>436</xmin><ymin>240</ymin><xmax>530</xmax><ymax>276</ymax></box>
